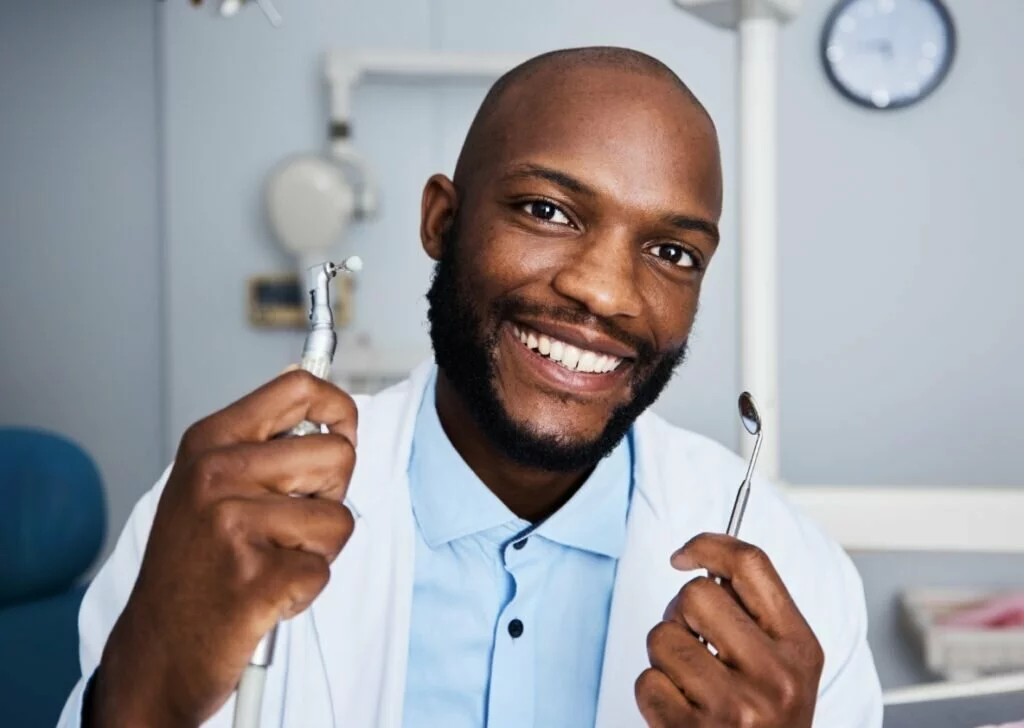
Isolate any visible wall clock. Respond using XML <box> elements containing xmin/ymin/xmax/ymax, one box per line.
<box><xmin>821</xmin><ymin>0</ymin><xmax>956</xmax><ymax>110</ymax></box>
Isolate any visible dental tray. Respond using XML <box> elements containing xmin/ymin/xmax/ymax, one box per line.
<box><xmin>902</xmin><ymin>589</ymin><xmax>1024</xmax><ymax>680</ymax></box>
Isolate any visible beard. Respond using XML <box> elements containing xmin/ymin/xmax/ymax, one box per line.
<box><xmin>425</xmin><ymin>216</ymin><xmax>688</xmax><ymax>473</ymax></box>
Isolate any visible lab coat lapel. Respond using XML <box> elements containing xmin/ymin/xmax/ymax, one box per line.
<box><xmin>594</xmin><ymin>416</ymin><xmax>717</xmax><ymax>728</ymax></box>
<box><xmin>307</xmin><ymin>362</ymin><xmax>433</xmax><ymax>728</ymax></box>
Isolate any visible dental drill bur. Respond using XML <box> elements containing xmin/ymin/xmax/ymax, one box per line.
<box><xmin>232</xmin><ymin>256</ymin><xmax>363</xmax><ymax>728</ymax></box>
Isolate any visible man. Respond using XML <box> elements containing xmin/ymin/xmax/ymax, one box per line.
<box><xmin>59</xmin><ymin>47</ymin><xmax>882</xmax><ymax>727</ymax></box>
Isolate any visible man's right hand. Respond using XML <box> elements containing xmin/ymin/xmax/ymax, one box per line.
<box><xmin>89</xmin><ymin>370</ymin><xmax>359</xmax><ymax>727</ymax></box>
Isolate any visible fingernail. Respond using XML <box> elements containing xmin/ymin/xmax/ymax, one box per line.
<box><xmin>281</xmin><ymin>363</ymin><xmax>300</xmax><ymax>374</ymax></box>
<box><xmin>670</xmin><ymin>548</ymin><xmax>693</xmax><ymax>571</ymax></box>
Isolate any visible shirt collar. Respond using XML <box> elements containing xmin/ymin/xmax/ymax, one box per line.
<box><xmin>408</xmin><ymin>368</ymin><xmax>633</xmax><ymax>558</ymax></box>
<box><xmin>409</xmin><ymin>371</ymin><xmax>521</xmax><ymax>547</ymax></box>
<box><xmin>532</xmin><ymin>432</ymin><xmax>632</xmax><ymax>558</ymax></box>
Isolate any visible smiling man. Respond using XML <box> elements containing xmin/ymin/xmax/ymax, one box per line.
<box><xmin>60</xmin><ymin>47</ymin><xmax>882</xmax><ymax>728</ymax></box>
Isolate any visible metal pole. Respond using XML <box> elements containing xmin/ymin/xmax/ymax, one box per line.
<box><xmin>737</xmin><ymin>4</ymin><xmax>781</xmax><ymax>480</ymax></box>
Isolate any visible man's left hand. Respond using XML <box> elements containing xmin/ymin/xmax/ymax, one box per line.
<box><xmin>636</xmin><ymin>533</ymin><xmax>825</xmax><ymax>727</ymax></box>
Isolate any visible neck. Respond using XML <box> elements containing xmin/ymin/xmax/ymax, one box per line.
<box><xmin>434</xmin><ymin>371</ymin><xmax>593</xmax><ymax>522</ymax></box>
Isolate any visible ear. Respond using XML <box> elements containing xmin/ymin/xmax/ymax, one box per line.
<box><xmin>420</xmin><ymin>174</ymin><xmax>458</xmax><ymax>262</ymax></box>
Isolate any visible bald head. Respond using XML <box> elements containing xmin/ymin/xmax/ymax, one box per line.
<box><xmin>453</xmin><ymin>46</ymin><xmax>716</xmax><ymax>192</ymax></box>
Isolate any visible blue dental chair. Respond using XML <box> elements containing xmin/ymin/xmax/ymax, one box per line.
<box><xmin>0</xmin><ymin>428</ymin><xmax>106</xmax><ymax>727</ymax></box>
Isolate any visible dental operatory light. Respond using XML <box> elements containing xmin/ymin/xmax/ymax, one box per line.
<box><xmin>215</xmin><ymin>0</ymin><xmax>282</xmax><ymax>27</ymax></box>
<box><xmin>264</xmin><ymin>145</ymin><xmax>375</xmax><ymax>276</ymax></box>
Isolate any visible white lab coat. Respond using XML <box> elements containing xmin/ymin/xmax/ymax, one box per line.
<box><xmin>58</xmin><ymin>361</ymin><xmax>883</xmax><ymax>727</ymax></box>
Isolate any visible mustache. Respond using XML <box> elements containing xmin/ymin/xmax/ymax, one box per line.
<box><xmin>490</xmin><ymin>296</ymin><xmax>658</xmax><ymax>362</ymax></box>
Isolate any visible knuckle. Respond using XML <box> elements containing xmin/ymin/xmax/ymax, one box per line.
<box><xmin>646</xmin><ymin>621</ymin><xmax>675</xmax><ymax>655</ymax></box>
<box><xmin>179</xmin><ymin>418</ymin><xmax>212</xmax><ymax>456</ymax></box>
<box><xmin>339</xmin><ymin>388</ymin><xmax>359</xmax><ymax>422</ymax></box>
<box><xmin>775</xmin><ymin>673</ymin><xmax>802</xmax><ymax>711</ymax></box>
<box><xmin>210</xmin><ymin>498</ymin><xmax>246</xmax><ymax>542</ymax></box>
<box><xmin>193</xmin><ymin>449</ymin><xmax>244</xmax><ymax>492</ymax></box>
<box><xmin>326</xmin><ymin>433</ymin><xmax>356</xmax><ymax>466</ymax></box>
<box><xmin>679</xmin><ymin>576</ymin><xmax>712</xmax><ymax>613</ymax></box>
<box><xmin>807</xmin><ymin>638</ymin><xmax>826</xmax><ymax>672</ymax></box>
<box><xmin>234</xmin><ymin>547</ymin><xmax>263</xmax><ymax>587</ymax></box>
<box><xmin>329</xmin><ymin>505</ymin><xmax>356</xmax><ymax>553</ymax></box>
<box><xmin>286</xmin><ymin>368</ymin><xmax>320</xmax><ymax>398</ymax></box>
<box><xmin>634</xmin><ymin>668</ymin><xmax>661</xmax><ymax>705</ymax></box>
<box><xmin>737</xmin><ymin>543</ymin><xmax>769</xmax><ymax>572</ymax></box>
<box><xmin>300</xmin><ymin>554</ymin><xmax>331</xmax><ymax>595</ymax></box>
<box><xmin>734</xmin><ymin>701</ymin><xmax>761</xmax><ymax>728</ymax></box>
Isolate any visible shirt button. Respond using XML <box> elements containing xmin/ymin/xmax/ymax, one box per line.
<box><xmin>508</xmin><ymin>619</ymin><xmax>524</xmax><ymax>639</ymax></box>
<box><xmin>513</xmin><ymin>538</ymin><xmax>528</xmax><ymax>550</ymax></box>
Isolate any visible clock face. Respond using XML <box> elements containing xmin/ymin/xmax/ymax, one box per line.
<box><xmin>821</xmin><ymin>0</ymin><xmax>956</xmax><ymax>110</ymax></box>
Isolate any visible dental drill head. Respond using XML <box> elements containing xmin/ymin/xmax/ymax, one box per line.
<box><xmin>289</xmin><ymin>255</ymin><xmax>363</xmax><ymax>434</ymax></box>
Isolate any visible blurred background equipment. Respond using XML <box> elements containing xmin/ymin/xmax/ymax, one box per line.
<box><xmin>0</xmin><ymin>429</ymin><xmax>106</xmax><ymax>728</ymax></box>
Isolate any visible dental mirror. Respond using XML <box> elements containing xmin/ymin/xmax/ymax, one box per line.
<box><xmin>739</xmin><ymin>392</ymin><xmax>761</xmax><ymax>437</ymax></box>
<box><xmin>726</xmin><ymin>391</ymin><xmax>763</xmax><ymax>538</ymax></box>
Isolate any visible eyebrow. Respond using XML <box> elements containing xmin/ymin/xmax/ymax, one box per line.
<box><xmin>503</xmin><ymin>162</ymin><xmax>720</xmax><ymax>244</ymax></box>
<box><xmin>502</xmin><ymin>163</ymin><xmax>597</xmax><ymax>197</ymax></box>
<box><xmin>662</xmin><ymin>213</ymin><xmax>720</xmax><ymax>245</ymax></box>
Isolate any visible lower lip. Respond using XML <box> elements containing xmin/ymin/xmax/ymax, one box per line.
<box><xmin>501</xmin><ymin>323</ymin><xmax>630</xmax><ymax>396</ymax></box>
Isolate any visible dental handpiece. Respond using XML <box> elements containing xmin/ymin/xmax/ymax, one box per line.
<box><xmin>232</xmin><ymin>256</ymin><xmax>362</xmax><ymax>728</ymax></box>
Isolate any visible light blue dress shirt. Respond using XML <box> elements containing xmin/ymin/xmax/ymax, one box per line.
<box><xmin>402</xmin><ymin>371</ymin><xmax>634</xmax><ymax>728</ymax></box>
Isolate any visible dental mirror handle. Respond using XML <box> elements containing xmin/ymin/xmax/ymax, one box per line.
<box><xmin>725</xmin><ymin>481</ymin><xmax>751</xmax><ymax>539</ymax></box>
<box><xmin>725</xmin><ymin>429</ymin><xmax>762</xmax><ymax>538</ymax></box>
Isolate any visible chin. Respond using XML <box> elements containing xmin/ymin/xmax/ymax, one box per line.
<box><xmin>502</xmin><ymin>401</ymin><xmax>609</xmax><ymax>447</ymax></box>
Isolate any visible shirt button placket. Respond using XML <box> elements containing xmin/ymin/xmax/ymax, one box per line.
<box><xmin>486</xmin><ymin>537</ymin><xmax>536</xmax><ymax>727</ymax></box>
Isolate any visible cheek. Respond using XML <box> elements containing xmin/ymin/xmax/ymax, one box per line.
<box><xmin>468</xmin><ymin>223</ymin><xmax>562</xmax><ymax>297</ymax></box>
<box><xmin>644</xmin><ymin>278</ymin><xmax>702</xmax><ymax>352</ymax></box>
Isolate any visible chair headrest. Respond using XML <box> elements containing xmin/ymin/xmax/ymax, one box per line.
<box><xmin>0</xmin><ymin>428</ymin><xmax>106</xmax><ymax>605</ymax></box>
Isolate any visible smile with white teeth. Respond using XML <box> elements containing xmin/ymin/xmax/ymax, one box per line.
<box><xmin>511</xmin><ymin>324</ymin><xmax>624</xmax><ymax>374</ymax></box>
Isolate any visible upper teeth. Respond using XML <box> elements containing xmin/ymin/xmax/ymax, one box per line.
<box><xmin>512</xmin><ymin>325</ymin><xmax>623</xmax><ymax>374</ymax></box>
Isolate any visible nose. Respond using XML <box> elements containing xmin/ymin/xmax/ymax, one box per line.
<box><xmin>551</xmin><ymin>230</ymin><xmax>644</xmax><ymax>320</ymax></box>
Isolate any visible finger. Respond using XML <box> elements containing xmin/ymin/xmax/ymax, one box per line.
<box><xmin>184</xmin><ymin>370</ymin><xmax>358</xmax><ymax>453</ymax></box>
<box><xmin>664</xmin><ymin>576</ymin><xmax>779</xmax><ymax>680</ymax></box>
<box><xmin>194</xmin><ymin>434</ymin><xmax>356</xmax><ymax>501</ymax></box>
<box><xmin>635</xmin><ymin>668</ymin><xmax>698</xmax><ymax>728</ymax></box>
<box><xmin>646</xmin><ymin>620</ymin><xmax>733</xmax><ymax>711</ymax></box>
<box><xmin>251</xmin><ymin>548</ymin><xmax>333</xmax><ymax>627</ymax></box>
<box><xmin>671</xmin><ymin>533</ymin><xmax>812</xmax><ymax>641</ymax></box>
<box><xmin>240</xmin><ymin>497</ymin><xmax>355</xmax><ymax>561</ymax></box>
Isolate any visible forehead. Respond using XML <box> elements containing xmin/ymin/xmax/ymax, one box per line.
<box><xmin>476</xmin><ymin>66</ymin><xmax>722</xmax><ymax>218</ymax></box>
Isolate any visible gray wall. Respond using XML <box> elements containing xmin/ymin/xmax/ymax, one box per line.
<box><xmin>778</xmin><ymin>0</ymin><xmax>1024</xmax><ymax>487</ymax></box>
<box><xmin>0</xmin><ymin>0</ymin><xmax>163</xmax><ymax>560</ymax></box>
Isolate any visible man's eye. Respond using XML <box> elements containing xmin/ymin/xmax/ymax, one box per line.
<box><xmin>522</xmin><ymin>200</ymin><xmax>571</xmax><ymax>226</ymax></box>
<box><xmin>649</xmin><ymin>243</ymin><xmax>697</xmax><ymax>268</ymax></box>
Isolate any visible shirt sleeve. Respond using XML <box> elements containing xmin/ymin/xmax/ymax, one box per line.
<box><xmin>811</xmin><ymin>540</ymin><xmax>884</xmax><ymax>728</ymax></box>
<box><xmin>55</xmin><ymin>466</ymin><xmax>172</xmax><ymax>728</ymax></box>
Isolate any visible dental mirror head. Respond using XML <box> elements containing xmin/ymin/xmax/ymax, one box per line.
<box><xmin>738</xmin><ymin>392</ymin><xmax>761</xmax><ymax>437</ymax></box>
